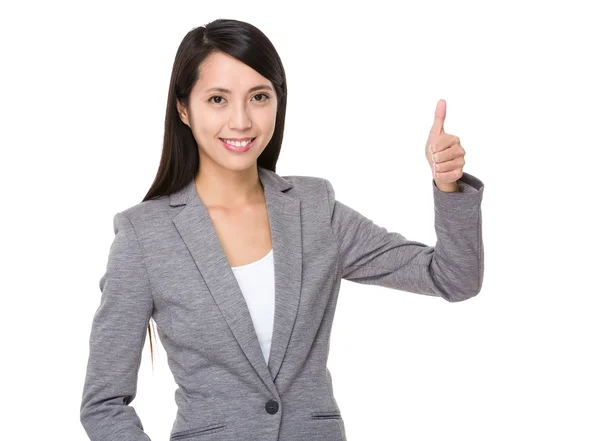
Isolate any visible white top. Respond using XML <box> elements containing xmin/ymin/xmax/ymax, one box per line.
<box><xmin>230</xmin><ymin>249</ymin><xmax>275</xmax><ymax>365</ymax></box>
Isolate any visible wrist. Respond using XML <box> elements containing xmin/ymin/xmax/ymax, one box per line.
<box><xmin>435</xmin><ymin>180</ymin><xmax>459</xmax><ymax>192</ymax></box>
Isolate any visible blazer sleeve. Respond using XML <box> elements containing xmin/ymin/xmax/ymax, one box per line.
<box><xmin>80</xmin><ymin>212</ymin><xmax>153</xmax><ymax>441</ymax></box>
<box><xmin>324</xmin><ymin>172</ymin><xmax>484</xmax><ymax>302</ymax></box>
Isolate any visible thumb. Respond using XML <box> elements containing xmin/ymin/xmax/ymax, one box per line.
<box><xmin>429</xmin><ymin>99</ymin><xmax>446</xmax><ymax>136</ymax></box>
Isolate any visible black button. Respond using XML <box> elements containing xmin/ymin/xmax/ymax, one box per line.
<box><xmin>265</xmin><ymin>399</ymin><xmax>279</xmax><ymax>414</ymax></box>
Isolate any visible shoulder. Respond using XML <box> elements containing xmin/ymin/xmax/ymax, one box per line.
<box><xmin>280</xmin><ymin>174</ymin><xmax>335</xmax><ymax>206</ymax></box>
<box><xmin>111</xmin><ymin>195</ymin><xmax>172</xmax><ymax>233</ymax></box>
<box><xmin>280</xmin><ymin>174</ymin><xmax>334</xmax><ymax>195</ymax></box>
<box><xmin>282</xmin><ymin>174</ymin><xmax>326</xmax><ymax>190</ymax></box>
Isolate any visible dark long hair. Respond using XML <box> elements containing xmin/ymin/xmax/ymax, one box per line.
<box><xmin>141</xmin><ymin>19</ymin><xmax>288</xmax><ymax>369</ymax></box>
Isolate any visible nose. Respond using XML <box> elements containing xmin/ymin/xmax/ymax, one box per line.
<box><xmin>228</xmin><ymin>100</ymin><xmax>252</xmax><ymax>130</ymax></box>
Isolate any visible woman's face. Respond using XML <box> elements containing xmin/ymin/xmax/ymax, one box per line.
<box><xmin>177</xmin><ymin>51</ymin><xmax>278</xmax><ymax>172</ymax></box>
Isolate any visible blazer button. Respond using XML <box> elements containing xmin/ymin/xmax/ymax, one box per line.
<box><xmin>265</xmin><ymin>399</ymin><xmax>279</xmax><ymax>414</ymax></box>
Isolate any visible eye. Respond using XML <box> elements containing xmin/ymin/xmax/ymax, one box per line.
<box><xmin>252</xmin><ymin>93</ymin><xmax>270</xmax><ymax>102</ymax></box>
<box><xmin>208</xmin><ymin>93</ymin><xmax>270</xmax><ymax>105</ymax></box>
<box><xmin>208</xmin><ymin>95</ymin><xmax>225</xmax><ymax>104</ymax></box>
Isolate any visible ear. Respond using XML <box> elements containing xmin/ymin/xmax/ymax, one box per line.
<box><xmin>176</xmin><ymin>99</ymin><xmax>190</xmax><ymax>127</ymax></box>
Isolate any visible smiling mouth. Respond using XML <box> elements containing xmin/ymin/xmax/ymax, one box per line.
<box><xmin>219</xmin><ymin>137</ymin><xmax>257</xmax><ymax>152</ymax></box>
<box><xmin>219</xmin><ymin>137</ymin><xmax>257</xmax><ymax>143</ymax></box>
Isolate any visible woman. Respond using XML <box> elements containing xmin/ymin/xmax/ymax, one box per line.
<box><xmin>80</xmin><ymin>18</ymin><xmax>485</xmax><ymax>441</ymax></box>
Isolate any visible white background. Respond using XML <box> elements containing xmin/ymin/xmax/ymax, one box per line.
<box><xmin>2</xmin><ymin>0</ymin><xmax>599</xmax><ymax>440</ymax></box>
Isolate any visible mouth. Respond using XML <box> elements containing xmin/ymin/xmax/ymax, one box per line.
<box><xmin>219</xmin><ymin>137</ymin><xmax>256</xmax><ymax>143</ymax></box>
<box><xmin>219</xmin><ymin>137</ymin><xmax>256</xmax><ymax>152</ymax></box>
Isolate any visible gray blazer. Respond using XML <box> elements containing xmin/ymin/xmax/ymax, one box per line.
<box><xmin>80</xmin><ymin>166</ymin><xmax>485</xmax><ymax>441</ymax></box>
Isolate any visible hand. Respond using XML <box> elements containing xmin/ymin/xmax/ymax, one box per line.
<box><xmin>425</xmin><ymin>99</ymin><xmax>466</xmax><ymax>192</ymax></box>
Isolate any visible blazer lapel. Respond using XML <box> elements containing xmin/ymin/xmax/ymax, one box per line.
<box><xmin>169</xmin><ymin>166</ymin><xmax>303</xmax><ymax>393</ymax></box>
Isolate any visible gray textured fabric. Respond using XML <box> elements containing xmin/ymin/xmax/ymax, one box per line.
<box><xmin>80</xmin><ymin>166</ymin><xmax>485</xmax><ymax>441</ymax></box>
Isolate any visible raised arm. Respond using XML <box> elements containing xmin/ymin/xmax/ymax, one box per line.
<box><xmin>324</xmin><ymin>173</ymin><xmax>484</xmax><ymax>302</ymax></box>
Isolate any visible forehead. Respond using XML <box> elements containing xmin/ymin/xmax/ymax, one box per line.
<box><xmin>196</xmin><ymin>51</ymin><xmax>272</xmax><ymax>91</ymax></box>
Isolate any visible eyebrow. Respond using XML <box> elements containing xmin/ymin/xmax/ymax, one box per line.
<box><xmin>204</xmin><ymin>84</ymin><xmax>274</xmax><ymax>94</ymax></box>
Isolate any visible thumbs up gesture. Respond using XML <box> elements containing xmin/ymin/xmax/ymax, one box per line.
<box><xmin>425</xmin><ymin>99</ymin><xmax>466</xmax><ymax>192</ymax></box>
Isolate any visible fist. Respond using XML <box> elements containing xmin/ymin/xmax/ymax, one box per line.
<box><xmin>425</xmin><ymin>99</ymin><xmax>466</xmax><ymax>191</ymax></box>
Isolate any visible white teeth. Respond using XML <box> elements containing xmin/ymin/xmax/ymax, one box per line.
<box><xmin>223</xmin><ymin>138</ymin><xmax>252</xmax><ymax>147</ymax></box>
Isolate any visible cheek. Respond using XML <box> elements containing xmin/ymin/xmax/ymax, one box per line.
<box><xmin>261</xmin><ymin>105</ymin><xmax>278</xmax><ymax>128</ymax></box>
<box><xmin>192</xmin><ymin>113</ymin><xmax>223</xmax><ymax>136</ymax></box>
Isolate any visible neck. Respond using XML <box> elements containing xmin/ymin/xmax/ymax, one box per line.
<box><xmin>194</xmin><ymin>163</ymin><xmax>265</xmax><ymax>209</ymax></box>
